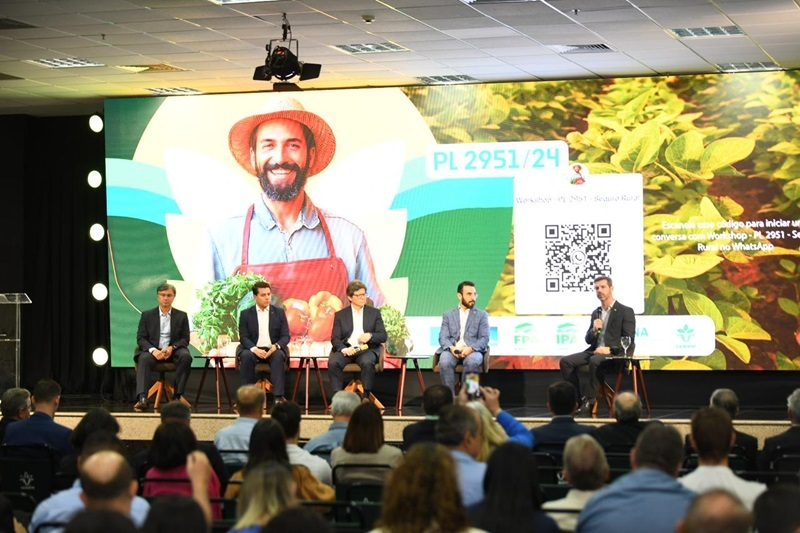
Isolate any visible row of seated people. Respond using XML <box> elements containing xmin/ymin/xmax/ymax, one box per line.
<box><xmin>133</xmin><ymin>279</ymin><xmax>491</xmax><ymax>412</ymax></box>
<box><xmin>530</xmin><ymin>381</ymin><xmax>800</xmax><ymax>474</ymax></box>
<box><xmin>5</xmin><ymin>377</ymin><xmax>800</xmax><ymax>532</ymax></box>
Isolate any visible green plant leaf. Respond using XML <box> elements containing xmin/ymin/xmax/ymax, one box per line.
<box><xmin>725</xmin><ymin>317</ymin><xmax>771</xmax><ymax>340</ymax></box>
<box><xmin>661</xmin><ymin>359</ymin><xmax>712</xmax><ymax>370</ymax></box>
<box><xmin>716</xmin><ymin>334</ymin><xmax>751</xmax><ymax>363</ymax></box>
<box><xmin>778</xmin><ymin>297</ymin><xmax>800</xmax><ymax>316</ymax></box>
<box><xmin>776</xmin><ymin>352</ymin><xmax>797</xmax><ymax>370</ymax></box>
<box><xmin>648</xmin><ymin>254</ymin><xmax>724</xmax><ymax>279</ymax></box>
<box><xmin>699</xmin><ymin>137</ymin><xmax>755</xmax><ymax>173</ymax></box>
<box><xmin>610</xmin><ymin>120</ymin><xmax>663</xmax><ymax>172</ymax></box>
<box><xmin>704</xmin><ymin>349</ymin><xmax>727</xmax><ymax>370</ymax></box>
<box><xmin>768</xmin><ymin>141</ymin><xmax>800</xmax><ymax>155</ymax></box>
<box><xmin>665</xmin><ymin>131</ymin><xmax>704</xmax><ymax>174</ymax></box>
<box><xmin>779</xmin><ymin>259</ymin><xmax>797</xmax><ymax>274</ymax></box>
<box><xmin>683</xmin><ymin>290</ymin><xmax>724</xmax><ymax>331</ymax></box>
<box><xmin>646</xmin><ymin>283</ymin><xmax>669</xmax><ymax>314</ymax></box>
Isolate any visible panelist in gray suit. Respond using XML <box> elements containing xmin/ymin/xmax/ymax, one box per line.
<box><xmin>436</xmin><ymin>281</ymin><xmax>490</xmax><ymax>394</ymax></box>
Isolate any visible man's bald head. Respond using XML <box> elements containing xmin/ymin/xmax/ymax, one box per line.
<box><xmin>614</xmin><ymin>391</ymin><xmax>642</xmax><ymax>422</ymax></box>
<box><xmin>79</xmin><ymin>451</ymin><xmax>136</xmax><ymax>509</ymax></box>
<box><xmin>236</xmin><ymin>385</ymin><xmax>265</xmax><ymax>417</ymax></box>
<box><xmin>680</xmin><ymin>489</ymin><xmax>751</xmax><ymax>533</ymax></box>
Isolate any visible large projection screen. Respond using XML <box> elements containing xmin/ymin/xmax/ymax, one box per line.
<box><xmin>105</xmin><ymin>71</ymin><xmax>800</xmax><ymax>371</ymax></box>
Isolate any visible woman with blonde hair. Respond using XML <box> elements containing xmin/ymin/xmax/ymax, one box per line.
<box><xmin>466</xmin><ymin>386</ymin><xmax>533</xmax><ymax>461</ymax></box>
<box><xmin>371</xmin><ymin>442</ymin><xmax>485</xmax><ymax>533</ymax></box>
<box><xmin>229</xmin><ymin>462</ymin><xmax>297</xmax><ymax>533</ymax></box>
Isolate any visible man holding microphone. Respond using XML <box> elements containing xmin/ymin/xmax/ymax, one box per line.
<box><xmin>559</xmin><ymin>276</ymin><xmax>635</xmax><ymax>413</ymax></box>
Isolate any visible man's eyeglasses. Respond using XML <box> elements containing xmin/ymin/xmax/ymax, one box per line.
<box><xmin>352</xmin><ymin>292</ymin><xmax>368</xmax><ymax>298</ymax></box>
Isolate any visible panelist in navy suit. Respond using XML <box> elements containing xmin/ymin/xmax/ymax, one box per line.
<box><xmin>134</xmin><ymin>283</ymin><xmax>192</xmax><ymax>412</ymax></box>
<box><xmin>329</xmin><ymin>280</ymin><xmax>387</xmax><ymax>400</ymax></box>
<box><xmin>560</xmin><ymin>275</ymin><xmax>636</xmax><ymax>413</ymax></box>
<box><xmin>237</xmin><ymin>280</ymin><xmax>290</xmax><ymax>400</ymax></box>
<box><xmin>436</xmin><ymin>281</ymin><xmax>490</xmax><ymax>394</ymax></box>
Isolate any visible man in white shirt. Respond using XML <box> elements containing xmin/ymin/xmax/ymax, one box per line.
<box><xmin>679</xmin><ymin>407</ymin><xmax>765</xmax><ymax>510</ymax></box>
<box><xmin>270</xmin><ymin>400</ymin><xmax>332</xmax><ymax>485</ymax></box>
<box><xmin>543</xmin><ymin>434</ymin><xmax>608</xmax><ymax>531</ymax></box>
<box><xmin>213</xmin><ymin>385</ymin><xmax>264</xmax><ymax>468</ymax></box>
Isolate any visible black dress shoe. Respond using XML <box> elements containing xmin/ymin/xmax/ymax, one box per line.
<box><xmin>580</xmin><ymin>399</ymin><xmax>595</xmax><ymax>414</ymax></box>
<box><xmin>133</xmin><ymin>399</ymin><xmax>149</xmax><ymax>412</ymax></box>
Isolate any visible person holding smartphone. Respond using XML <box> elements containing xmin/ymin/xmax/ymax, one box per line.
<box><xmin>436</xmin><ymin>281</ymin><xmax>490</xmax><ymax>395</ymax></box>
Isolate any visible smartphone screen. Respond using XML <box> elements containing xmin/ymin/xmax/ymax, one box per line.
<box><xmin>465</xmin><ymin>372</ymin><xmax>481</xmax><ymax>400</ymax></box>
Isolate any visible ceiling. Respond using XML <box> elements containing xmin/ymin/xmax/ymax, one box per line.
<box><xmin>1</xmin><ymin>0</ymin><xmax>798</xmax><ymax>117</ymax></box>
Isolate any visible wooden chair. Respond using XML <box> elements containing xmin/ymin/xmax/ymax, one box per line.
<box><xmin>432</xmin><ymin>347</ymin><xmax>491</xmax><ymax>393</ymax></box>
<box><xmin>609</xmin><ymin>343</ymin><xmax>652</xmax><ymax>417</ymax></box>
<box><xmin>235</xmin><ymin>348</ymin><xmax>289</xmax><ymax>412</ymax></box>
<box><xmin>148</xmin><ymin>361</ymin><xmax>180</xmax><ymax>409</ymax></box>
<box><xmin>343</xmin><ymin>345</ymin><xmax>385</xmax><ymax>409</ymax></box>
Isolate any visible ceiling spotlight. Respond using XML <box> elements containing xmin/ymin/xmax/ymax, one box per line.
<box><xmin>362</xmin><ymin>15</ymin><xmax>375</xmax><ymax>24</ymax></box>
<box><xmin>253</xmin><ymin>13</ymin><xmax>321</xmax><ymax>83</ymax></box>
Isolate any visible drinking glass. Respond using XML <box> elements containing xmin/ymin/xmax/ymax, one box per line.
<box><xmin>620</xmin><ymin>336</ymin><xmax>631</xmax><ymax>355</ymax></box>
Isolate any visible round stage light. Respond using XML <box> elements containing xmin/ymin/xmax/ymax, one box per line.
<box><xmin>89</xmin><ymin>223</ymin><xmax>105</xmax><ymax>241</ymax></box>
<box><xmin>92</xmin><ymin>347</ymin><xmax>109</xmax><ymax>366</ymax></box>
<box><xmin>92</xmin><ymin>283</ymin><xmax>108</xmax><ymax>301</ymax></box>
<box><xmin>87</xmin><ymin>170</ymin><xmax>103</xmax><ymax>188</ymax></box>
<box><xmin>89</xmin><ymin>115</ymin><xmax>104</xmax><ymax>133</ymax></box>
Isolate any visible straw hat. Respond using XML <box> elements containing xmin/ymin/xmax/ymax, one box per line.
<box><xmin>228</xmin><ymin>96</ymin><xmax>336</xmax><ymax>177</ymax></box>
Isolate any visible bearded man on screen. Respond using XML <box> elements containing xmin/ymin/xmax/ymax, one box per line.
<box><xmin>210</xmin><ymin>96</ymin><xmax>384</xmax><ymax>306</ymax></box>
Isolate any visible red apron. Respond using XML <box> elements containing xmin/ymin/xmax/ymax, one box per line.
<box><xmin>232</xmin><ymin>204</ymin><xmax>349</xmax><ymax>303</ymax></box>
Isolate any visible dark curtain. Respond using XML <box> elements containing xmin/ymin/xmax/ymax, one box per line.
<box><xmin>0</xmin><ymin>114</ymin><xmax>109</xmax><ymax>393</ymax></box>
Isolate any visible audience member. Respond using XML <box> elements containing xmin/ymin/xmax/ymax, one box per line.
<box><xmin>331</xmin><ymin>402</ymin><xmax>402</xmax><ymax>482</ymax></box>
<box><xmin>436</xmin><ymin>404</ymin><xmax>486</xmax><ymax>507</ymax></box>
<box><xmin>63</xmin><ymin>509</ymin><xmax>137</xmax><ymax>533</ymax></box>
<box><xmin>753</xmin><ymin>484</ymin><xmax>800</xmax><ymax>533</ymax></box>
<box><xmin>3</xmin><ymin>379</ymin><xmax>73</xmax><ymax>459</ymax></box>
<box><xmin>304</xmin><ymin>390</ymin><xmax>361</xmax><ymax>458</ymax></box>
<box><xmin>0</xmin><ymin>494</ymin><xmax>16</xmax><ymax>533</ymax></box>
<box><xmin>402</xmin><ymin>384</ymin><xmax>453</xmax><ymax>451</ymax></box>
<box><xmin>760</xmin><ymin>388</ymin><xmax>800</xmax><ymax>470</ymax></box>
<box><xmin>0</xmin><ymin>387</ymin><xmax>31</xmax><ymax>442</ymax></box>
<box><xmin>577</xmin><ymin>424</ymin><xmax>696</xmax><ymax>533</ymax></box>
<box><xmin>465</xmin><ymin>385</ymin><xmax>533</xmax><ymax>461</ymax></box>
<box><xmin>532</xmin><ymin>382</ymin><xmax>593</xmax><ymax>454</ymax></box>
<box><xmin>706</xmin><ymin>388</ymin><xmax>758</xmax><ymax>470</ymax></box>
<box><xmin>156</xmin><ymin>400</ymin><xmax>229</xmax><ymax>488</ymax></box>
<box><xmin>143</xmin><ymin>422</ymin><xmax>222</xmax><ymax>520</ymax></box>
<box><xmin>30</xmin><ymin>434</ymin><xmax>150</xmax><ymax>533</ymax></box>
<box><xmin>263</xmin><ymin>506</ymin><xmax>334</xmax><ymax>533</ymax></box>
<box><xmin>677</xmin><ymin>489</ymin><xmax>752</xmax><ymax>533</ymax></box>
<box><xmin>139</xmin><ymin>496</ymin><xmax>207</xmax><ymax>533</ymax></box>
<box><xmin>270</xmin><ymin>401</ymin><xmax>332</xmax><ymax>484</ymax></box>
<box><xmin>591</xmin><ymin>391</ymin><xmax>652</xmax><ymax>451</ymax></box>
<box><xmin>57</xmin><ymin>407</ymin><xmax>120</xmax><ymax>487</ymax></box>
<box><xmin>373</xmin><ymin>442</ymin><xmax>479</xmax><ymax>533</ymax></box>
<box><xmin>468</xmin><ymin>442</ymin><xmax>559</xmax><ymax>533</ymax></box>
<box><xmin>225</xmin><ymin>419</ymin><xmax>334</xmax><ymax>502</ymax></box>
<box><xmin>679</xmin><ymin>407</ymin><xmax>765</xmax><ymax>509</ymax></box>
<box><xmin>542</xmin><ymin>434</ymin><xmax>608</xmax><ymax>532</ymax></box>
<box><xmin>231</xmin><ymin>462</ymin><xmax>297</xmax><ymax>533</ymax></box>
<box><xmin>214</xmin><ymin>385</ymin><xmax>264</xmax><ymax>468</ymax></box>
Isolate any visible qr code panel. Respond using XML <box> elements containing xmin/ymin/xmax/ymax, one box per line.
<box><xmin>545</xmin><ymin>224</ymin><xmax>611</xmax><ymax>292</ymax></box>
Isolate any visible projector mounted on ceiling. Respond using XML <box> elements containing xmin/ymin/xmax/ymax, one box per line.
<box><xmin>253</xmin><ymin>14</ymin><xmax>321</xmax><ymax>83</ymax></box>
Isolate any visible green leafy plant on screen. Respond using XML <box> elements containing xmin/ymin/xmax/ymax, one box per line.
<box><xmin>193</xmin><ymin>272</ymin><xmax>265</xmax><ymax>353</ymax></box>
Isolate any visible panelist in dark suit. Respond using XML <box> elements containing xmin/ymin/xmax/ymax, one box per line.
<box><xmin>560</xmin><ymin>275</ymin><xmax>636</xmax><ymax>413</ymax></box>
<box><xmin>329</xmin><ymin>280</ymin><xmax>387</xmax><ymax>401</ymax></box>
<box><xmin>3</xmin><ymin>379</ymin><xmax>73</xmax><ymax>460</ymax></box>
<box><xmin>134</xmin><ymin>283</ymin><xmax>192</xmax><ymax>412</ymax></box>
<box><xmin>237</xmin><ymin>280</ymin><xmax>290</xmax><ymax>400</ymax></box>
<box><xmin>436</xmin><ymin>280</ymin><xmax>490</xmax><ymax>394</ymax></box>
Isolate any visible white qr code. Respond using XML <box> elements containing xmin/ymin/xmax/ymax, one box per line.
<box><xmin>544</xmin><ymin>223</ymin><xmax>611</xmax><ymax>292</ymax></box>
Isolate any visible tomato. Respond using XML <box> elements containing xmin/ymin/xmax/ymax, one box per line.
<box><xmin>309</xmin><ymin>291</ymin><xmax>344</xmax><ymax>318</ymax></box>
<box><xmin>286</xmin><ymin>307</ymin><xmax>309</xmax><ymax>336</ymax></box>
<box><xmin>308</xmin><ymin>312</ymin><xmax>335</xmax><ymax>342</ymax></box>
<box><xmin>284</xmin><ymin>298</ymin><xmax>310</xmax><ymax>315</ymax></box>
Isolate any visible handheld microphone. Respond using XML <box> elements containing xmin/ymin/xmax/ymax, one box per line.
<box><xmin>594</xmin><ymin>307</ymin><xmax>603</xmax><ymax>334</ymax></box>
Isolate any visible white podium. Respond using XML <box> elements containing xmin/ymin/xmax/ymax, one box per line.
<box><xmin>0</xmin><ymin>293</ymin><xmax>31</xmax><ymax>391</ymax></box>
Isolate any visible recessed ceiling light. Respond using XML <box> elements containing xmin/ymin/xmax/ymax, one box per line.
<box><xmin>333</xmin><ymin>43</ymin><xmax>409</xmax><ymax>55</ymax></box>
<box><xmin>26</xmin><ymin>57</ymin><xmax>105</xmax><ymax>68</ymax></box>
<box><xmin>717</xmin><ymin>62</ymin><xmax>781</xmax><ymax>72</ymax></box>
<box><xmin>670</xmin><ymin>26</ymin><xmax>743</xmax><ymax>38</ymax></box>
<box><xmin>115</xmin><ymin>64</ymin><xmax>187</xmax><ymax>73</ymax></box>
<box><xmin>206</xmin><ymin>0</ymin><xmax>280</xmax><ymax>4</ymax></box>
<box><xmin>145</xmin><ymin>87</ymin><xmax>203</xmax><ymax>95</ymax></box>
<box><xmin>547</xmin><ymin>44</ymin><xmax>614</xmax><ymax>54</ymax></box>
<box><xmin>417</xmin><ymin>75</ymin><xmax>477</xmax><ymax>85</ymax></box>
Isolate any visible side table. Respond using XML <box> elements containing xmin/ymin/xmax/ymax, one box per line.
<box><xmin>385</xmin><ymin>353</ymin><xmax>429</xmax><ymax>414</ymax></box>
